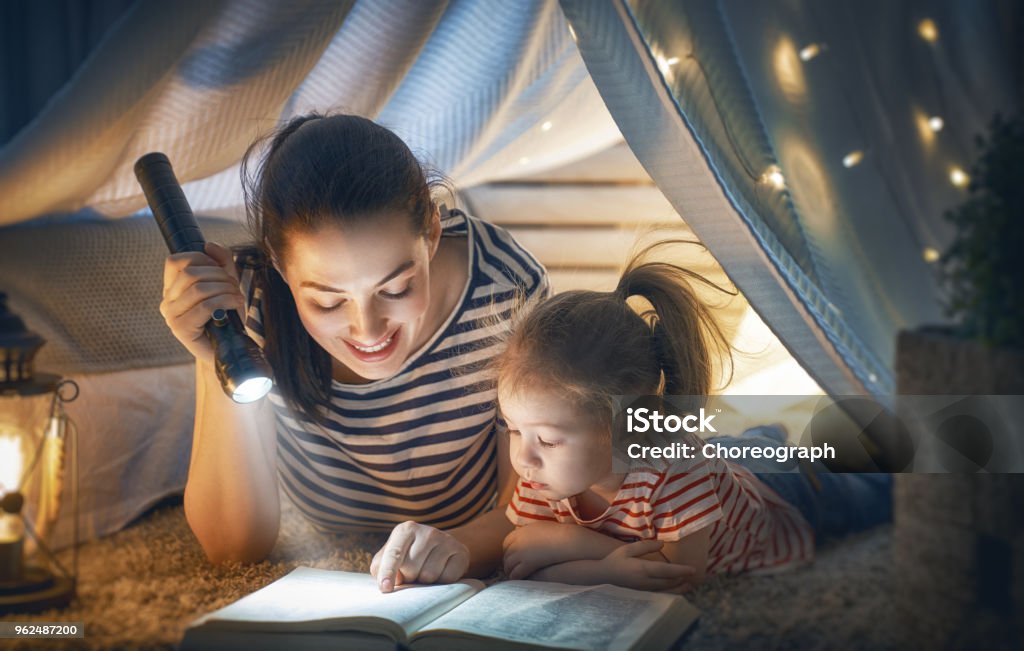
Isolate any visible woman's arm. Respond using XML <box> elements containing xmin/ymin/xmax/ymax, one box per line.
<box><xmin>446</xmin><ymin>427</ymin><xmax>517</xmax><ymax>576</ymax></box>
<box><xmin>183</xmin><ymin>360</ymin><xmax>280</xmax><ymax>564</ymax></box>
<box><xmin>371</xmin><ymin>425</ymin><xmax>517</xmax><ymax>590</ymax></box>
<box><xmin>161</xmin><ymin>243</ymin><xmax>281</xmax><ymax>564</ymax></box>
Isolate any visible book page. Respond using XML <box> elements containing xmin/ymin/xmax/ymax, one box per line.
<box><xmin>415</xmin><ymin>581</ymin><xmax>679</xmax><ymax>651</ymax></box>
<box><xmin>192</xmin><ymin>568</ymin><xmax>482</xmax><ymax>636</ymax></box>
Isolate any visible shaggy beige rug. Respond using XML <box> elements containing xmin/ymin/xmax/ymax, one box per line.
<box><xmin>0</xmin><ymin>496</ymin><xmax>1011</xmax><ymax>650</ymax></box>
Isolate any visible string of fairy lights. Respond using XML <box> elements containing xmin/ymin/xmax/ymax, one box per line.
<box><xmin>507</xmin><ymin>9</ymin><xmax>975</xmax><ymax>296</ymax></box>
<box><xmin>613</xmin><ymin>6</ymin><xmax>981</xmax><ymax>388</ymax></box>
<box><xmin>798</xmin><ymin>15</ymin><xmax>968</xmax><ymax>266</ymax></box>
<box><xmin>639</xmin><ymin>11</ymin><xmax>969</xmax><ymax>272</ymax></box>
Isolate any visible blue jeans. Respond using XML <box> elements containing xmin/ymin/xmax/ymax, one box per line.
<box><xmin>708</xmin><ymin>426</ymin><xmax>892</xmax><ymax>542</ymax></box>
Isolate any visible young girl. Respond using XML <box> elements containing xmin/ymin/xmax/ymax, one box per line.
<box><xmin>496</xmin><ymin>252</ymin><xmax>891</xmax><ymax>590</ymax></box>
<box><xmin>159</xmin><ymin>113</ymin><xmax>547</xmax><ymax>586</ymax></box>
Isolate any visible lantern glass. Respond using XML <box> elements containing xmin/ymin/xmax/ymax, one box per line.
<box><xmin>1</xmin><ymin>292</ymin><xmax>79</xmax><ymax>611</ymax></box>
<box><xmin>0</xmin><ymin>422</ymin><xmax>29</xmax><ymax>494</ymax></box>
<box><xmin>0</xmin><ymin>392</ymin><xmax>53</xmax><ymax>543</ymax></box>
<box><xmin>0</xmin><ymin>382</ymin><xmax>77</xmax><ymax>612</ymax></box>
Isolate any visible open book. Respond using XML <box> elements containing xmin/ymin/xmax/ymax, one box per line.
<box><xmin>180</xmin><ymin>567</ymin><xmax>700</xmax><ymax>651</ymax></box>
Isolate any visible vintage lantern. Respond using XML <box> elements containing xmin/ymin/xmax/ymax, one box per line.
<box><xmin>0</xmin><ymin>292</ymin><xmax>79</xmax><ymax>613</ymax></box>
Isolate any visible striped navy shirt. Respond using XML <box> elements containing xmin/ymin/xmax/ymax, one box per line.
<box><xmin>238</xmin><ymin>210</ymin><xmax>549</xmax><ymax>532</ymax></box>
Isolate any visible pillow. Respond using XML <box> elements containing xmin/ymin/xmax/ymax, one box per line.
<box><xmin>0</xmin><ymin>215</ymin><xmax>250</xmax><ymax>544</ymax></box>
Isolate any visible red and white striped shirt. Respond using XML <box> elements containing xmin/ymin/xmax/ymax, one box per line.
<box><xmin>506</xmin><ymin>457</ymin><xmax>814</xmax><ymax>575</ymax></box>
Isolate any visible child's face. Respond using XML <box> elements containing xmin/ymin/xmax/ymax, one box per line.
<box><xmin>278</xmin><ymin>211</ymin><xmax>438</xmax><ymax>382</ymax></box>
<box><xmin>500</xmin><ymin>386</ymin><xmax>614</xmax><ymax>501</ymax></box>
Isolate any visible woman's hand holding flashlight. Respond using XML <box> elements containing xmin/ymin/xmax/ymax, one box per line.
<box><xmin>160</xmin><ymin>242</ymin><xmax>246</xmax><ymax>367</ymax></box>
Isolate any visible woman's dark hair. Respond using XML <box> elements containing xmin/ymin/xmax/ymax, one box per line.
<box><xmin>495</xmin><ymin>242</ymin><xmax>734</xmax><ymax>430</ymax></box>
<box><xmin>236</xmin><ymin>113</ymin><xmax>445</xmax><ymax>421</ymax></box>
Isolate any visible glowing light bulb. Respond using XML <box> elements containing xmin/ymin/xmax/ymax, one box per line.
<box><xmin>232</xmin><ymin>377</ymin><xmax>273</xmax><ymax>404</ymax></box>
<box><xmin>761</xmin><ymin>165</ymin><xmax>786</xmax><ymax>190</ymax></box>
<box><xmin>799</xmin><ymin>43</ymin><xmax>822</xmax><ymax>62</ymax></box>
<box><xmin>923</xmin><ymin>247</ymin><xmax>940</xmax><ymax>263</ymax></box>
<box><xmin>541</xmin><ymin>121</ymin><xmax>553</xmax><ymax>132</ymax></box>
<box><xmin>843</xmin><ymin>151</ymin><xmax>864</xmax><ymax>168</ymax></box>
<box><xmin>949</xmin><ymin>167</ymin><xmax>969</xmax><ymax>187</ymax></box>
<box><xmin>914</xmin><ymin>108</ymin><xmax>938</xmax><ymax>146</ymax></box>
<box><xmin>0</xmin><ymin>430</ymin><xmax>24</xmax><ymax>495</ymax></box>
<box><xmin>519</xmin><ymin>157</ymin><xmax>530</xmax><ymax>166</ymax></box>
<box><xmin>928</xmin><ymin>116</ymin><xmax>944</xmax><ymax>132</ymax></box>
<box><xmin>656</xmin><ymin>54</ymin><xmax>680</xmax><ymax>75</ymax></box>
<box><xmin>774</xmin><ymin>37</ymin><xmax>808</xmax><ymax>101</ymax></box>
<box><xmin>918</xmin><ymin>18</ymin><xmax>938</xmax><ymax>43</ymax></box>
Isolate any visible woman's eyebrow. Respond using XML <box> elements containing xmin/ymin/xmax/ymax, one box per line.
<box><xmin>300</xmin><ymin>260</ymin><xmax>415</xmax><ymax>293</ymax></box>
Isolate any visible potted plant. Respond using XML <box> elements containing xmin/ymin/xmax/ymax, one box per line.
<box><xmin>940</xmin><ymin>112</ymin><xmax>1024</xmax><ymax>353</ymax></box>
<box><xmin>893</xmin><ymin>111</ymin><xmax>1024</xmax><ymax>648</ymax></box>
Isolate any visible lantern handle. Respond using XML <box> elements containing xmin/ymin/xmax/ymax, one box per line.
<box><xmin>56</xmin><ymin>379</ymin><xmax>79</xmax><ymax>404</ymax></box>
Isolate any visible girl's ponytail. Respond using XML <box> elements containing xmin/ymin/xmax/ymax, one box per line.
<box><xmin>614</xmin><ymin>246</ymin><xmax>734</xmax><ymax>399</ymax></box>
<box><xmin>498</xmin><ymin>241</ymin><xmax>734</xmax><ymax>431</ymax></box>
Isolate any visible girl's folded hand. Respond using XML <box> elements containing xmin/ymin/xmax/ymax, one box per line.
<box><xmin>503</xmin><ymin>522</ymin><xmax>612</xmax><ymax>579</ymax></box>
<box><xmin>597</xmin><ymin>540</ymin><xmax>696</xmax><ymax>592</ymax></box>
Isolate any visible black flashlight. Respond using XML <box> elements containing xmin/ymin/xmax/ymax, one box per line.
<box><xmin>134</xmin><ymin>152</ymin><xmax>273</xmax><ymax>404</ymax></box>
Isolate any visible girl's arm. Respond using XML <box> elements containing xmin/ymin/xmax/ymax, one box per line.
<box><xmin>503</xmin><ymin>516</ymin><xmax>704</xmax><ymax>580</ymax></box>
<box><xmin>530</xmin><ymin>527</ymin><xmax>711</xmax><ymax>590</ymax></box>
<box><xmin>503</xmin><ymin>523</ymin><xmax>644</xmax><ymax>579</ymax></box>
<box><xmin>657</xmin><ymin>525</ymin><xmax>710</xmax><ymax>585</ymax></box>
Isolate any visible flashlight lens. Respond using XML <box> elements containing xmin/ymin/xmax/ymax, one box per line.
<box><xmin>232</xmin><ymin>377</ymin><xmax>273</xmax><ymax>403</ymax></box>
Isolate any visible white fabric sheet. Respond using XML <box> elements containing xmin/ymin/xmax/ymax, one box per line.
<box><xmin>0</xmin><ymin>0</ymin><xmax>621</xmax><ymax>224</ymax></box>
<box><xmin>49</xmin><ymin>364</ymin><xmax>196</xmax><ymax>548</ymax></box>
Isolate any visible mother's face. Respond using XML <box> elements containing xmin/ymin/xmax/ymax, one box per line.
<box><xmin>278</xmin><ymin>210</ymin><xmax>440</xmax><ymax>383</ymax></box>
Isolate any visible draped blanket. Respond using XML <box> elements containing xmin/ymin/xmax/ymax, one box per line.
<box><xmin>0</xmin><ymin>0</ymin><xmax>621</xmax><ymax>223</ymax></box>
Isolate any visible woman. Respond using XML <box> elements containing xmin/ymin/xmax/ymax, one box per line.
<box><xmin>159</xmin><ymin>113</ymin><xmax>547</xmax><ymax>588</ymax></box>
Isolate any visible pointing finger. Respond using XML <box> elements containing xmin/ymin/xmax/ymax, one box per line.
<box><xmin>377</xmin><ymin>526</ymin><xmax>416</xmax><ymax>593</ymax></box>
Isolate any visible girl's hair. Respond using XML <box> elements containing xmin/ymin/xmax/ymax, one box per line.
<box><xmin>235</xmin><ymin>113</ymin><xmax>446</xmax><ymax>421</ymax></box>
<box><xmin>496</xmin><ymin>243</ymin><xmax>734</xmax><ymax>429</ymax></box>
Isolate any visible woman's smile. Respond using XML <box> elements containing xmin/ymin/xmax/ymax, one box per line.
<box><xmin>281</xmin><ymin>213</ymin><xmax>441</xmax><ymax>383</ymax></box>
<box><xmin>343</xmin><ymin>328</ymin><xmax>401</xmax><ymax>362</ymax></box>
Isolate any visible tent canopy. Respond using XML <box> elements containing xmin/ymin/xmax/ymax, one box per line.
<box><xmin>1</xmin><ymin>0</ymin><xmax>1018</xmax><ymax>398</ymax></box>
